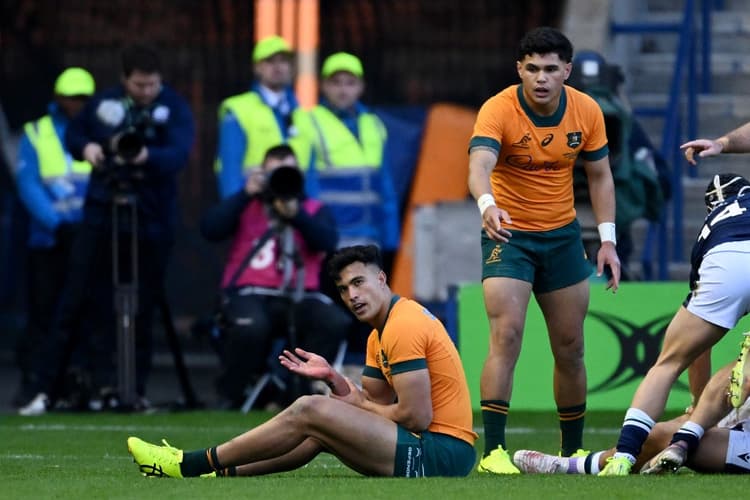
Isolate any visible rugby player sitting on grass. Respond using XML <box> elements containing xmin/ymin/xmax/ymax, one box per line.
<box><xmin>127</xmin><ymin>245</ymin><xmax>477</xmax><ymax>478</ymax></box>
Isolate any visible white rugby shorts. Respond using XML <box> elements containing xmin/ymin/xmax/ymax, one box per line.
<box><xmin>687</xmin><ymin>241</ymin><xmax>750</xmax><ymax>329</ymax></box>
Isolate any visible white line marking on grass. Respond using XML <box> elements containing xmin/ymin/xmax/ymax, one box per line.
<box><xmin>13</xmin><ymin>423</ymin><xmax>622</xmax><ymax>436</ymax></box>
<box><xmin>474</xmin><ymin>427</ymin><xmax>620</xmax><ymax>435</ymax></box>
<box><xmin>15</xmin><ymin>424</ymin><xmax>245</xmax><ymax>433</ymax></box>
<box><xmin>1</xmin><ymin>454</ymin><xmax>127</xmax><ymax>460</ymax></box>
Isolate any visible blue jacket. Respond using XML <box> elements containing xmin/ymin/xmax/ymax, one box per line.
<box><xmin>216</xmin><ymin>83</ymin><xmax>301</xmax><ymax>198</ymax></box>
<box><xmin>15</xmin><ymin>103</ymin><xmax>89</xmax><ymax>248</ymax></box>
<box><xmin>304</xmin><ymin>100</ymin><xmax>399</xmax><ymax>250</ymax></box>
<box><xmin>65</xmin><ymin>84</ymin><xmax>195</xmax><ymax>240</ymax></box>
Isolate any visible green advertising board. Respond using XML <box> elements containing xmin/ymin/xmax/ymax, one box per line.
<box><xmin>458</xmin><ymin>281</ymin><xmax>750</xmax><ymax>410</ymax></box>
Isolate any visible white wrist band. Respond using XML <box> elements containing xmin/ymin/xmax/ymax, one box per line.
<box><xmin>598</xmin><ymin>222</ymin><xmax>617</xmax><ymax>245</ymax></box>
<box><xmin>477</xmin><ymin>193</ymin><xmax>496</xmax><ymax>216</ymax></box>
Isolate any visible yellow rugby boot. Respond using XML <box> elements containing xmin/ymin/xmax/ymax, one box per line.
<box><xmin>477</xmin><ymin>445</ymin><xmax>521</xmax><ymax>474</ymax></box>
<box><xmin>598</xmin><ymin>455</ymin><xmax>632</xmax><ymax>476</ymax></box>
<box><xmin>127</xmin><ymin>437</ymin><xmax>184</xmax><ymax>478</ymax></box>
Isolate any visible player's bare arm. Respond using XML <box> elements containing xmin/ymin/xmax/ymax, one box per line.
<box><xmin>682</xmin><ymin>121</ymin><xmax>750</xmax><ymax>164</ymax></box>
<box><xmin>468</xmin><ymin>147</ymin><xmax>512</xmax><ymax>242</ymax></box>
<box><xmin>341</xmin><ymin>369</ymin><xmax>433</xmax><ymax>432</ymax></box>
<box><xmin>361</xmin><ymin>374</ymin><xmax>397</xmax><ymax>404</ymax></box>
<box><xmin>582</xmin><ymin>156</ymin><xmax>620</xmax><ymax>292</ymax></box>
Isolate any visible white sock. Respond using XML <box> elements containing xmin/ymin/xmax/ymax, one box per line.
<box><xmin>589</xmin><ymin>451</ymin><xmax>605</xmax><ymax>474</ymax></box>
<box><xmin>623</xmin><ymin>407</ymin><xmax>656</xmax><ymax>432</ymax></box>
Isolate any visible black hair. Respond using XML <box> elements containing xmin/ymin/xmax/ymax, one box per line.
<box><xmin>517</xmin><ymin>27</ymin><xmax>573</xmax><ymax>63</ymax></box>
<box><xmin>327</xmin><ymin>245</ymin><xmax>382</xmax><ymax>280</ymax></box>
<box><xmin>121</xmin><ymin>44</ymin><xmax>161</xmax><ymax>77</ymax></box>
<box><xmin>263</xmin><ymin>144</ymin><xmax>297</xmax><ymax>164</ymax></box>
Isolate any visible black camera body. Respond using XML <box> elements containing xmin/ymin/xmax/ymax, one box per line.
<box><xmin>102</xmin><ymin>106</ymin><xmax>157</xmax><ymax>192</ymax></box>
<box><xmin>263</xmin><ymin>165</ymin><xmax>304</xmax><ymax>202</ymax></box>
<box><xmin>108</xmin><ymin>105</ymin><xmax>154</xmax><ymax>160</ymax></box>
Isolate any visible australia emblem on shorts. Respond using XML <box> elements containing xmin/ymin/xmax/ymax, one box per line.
<box><xmin>566</xmin><ymin>131</ymin><xmax>582</xmax><ymax>148</ymax></box>
<box><xmin>485</xmin><ymin>244</ymin><xmax>503</xmax><ymax>264</ymax></box>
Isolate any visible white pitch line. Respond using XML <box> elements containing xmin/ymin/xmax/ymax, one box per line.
<box><xmin>10</xmin><ymin>423</ymin><xmax>621</xmax><ymax>435</ymax></box>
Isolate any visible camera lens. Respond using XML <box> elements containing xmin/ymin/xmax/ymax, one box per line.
<box><xmin>115</xmin><ymin>128</ymin><xmax>144</xmax><ymax>160</ymax></box>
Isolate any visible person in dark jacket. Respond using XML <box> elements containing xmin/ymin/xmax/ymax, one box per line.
<box><xmin>18</xmin><ymin>44</ymin><xmax>195</xmax><ymax>415</ymax></box>
<box><xmin>201</xmin><ymin>144</ymin><xmax>350</xmax><ymax>409</ymax></box>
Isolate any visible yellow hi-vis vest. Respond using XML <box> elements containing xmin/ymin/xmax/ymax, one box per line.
<box><xmin>306</xmin><ymin>106</ymin><xmax>386</xmax><ymax>170</ymax></box>
<box><xmin>215</xmin><ymin>91</ymin><xmax>312</xmax><ymax>174</ymax></box>
<box><xmin>23</xmin><ymin>115</ymin><xmax>91</xmax><ymax>180</ymax></box>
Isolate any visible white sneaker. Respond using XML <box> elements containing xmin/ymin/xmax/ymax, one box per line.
<box><xmin>18</xmin><ymin>393</ymin><xmax>49</xmax><ymax>416</ymax></box>
<box><xmin>513</xmin><ymin>450</ymin><xmax>567</xmax><ymax>473</ymax></box>
<box><xmin>639</xmin><ymin>443</ymin><xmax>687</xmax><ymax>474</ymax></box>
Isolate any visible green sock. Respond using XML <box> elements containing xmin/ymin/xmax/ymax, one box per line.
<box><xmin>481</xmin><ymin>399</ymin><xmax>509</xmax><ymax>456</ymax></box>
<box><xmin>180</xmin><ymin>448</ymin><xmax>215</xmax><ymax>477</ymax></box>
<box><xmin>558</xmin><ymin>403</ymin><xmax>586</xmax><ymax>456</ymax></box>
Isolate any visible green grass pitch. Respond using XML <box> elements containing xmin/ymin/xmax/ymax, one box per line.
<box><xmin>3</xmin><ymin>410</ymin><xmax>749</xmax><ymax>499</ymax></box>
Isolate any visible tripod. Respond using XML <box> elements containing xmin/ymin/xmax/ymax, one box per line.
<box><xmin>236</xmin><ymin>221</ymin><xmax>305</xmax><ymax>413</ymax></box>
<box><xmin>49</xmin><ymin>187</ymin><xmax>199</xmax><ymax>411</ymax></box>
<box><xmin>278</xmin><ymin>223</ymin><xmax>305</xmax><ymax>399</ymax></box>
<box><xmin>111</xmin><ymin>191</ymin><xmax>200</xmax><ymax>409</ymax></box>
<box><xmin>112</xmin><ymin>192</ymin><xmax>138</xmax><ymax>407</ymax></box>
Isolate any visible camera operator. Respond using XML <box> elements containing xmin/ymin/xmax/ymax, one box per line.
<box><xmin>17</xmin><ymin>44</ymin><xmax>195</xmax><ymax>414</ymax></box>
<box><xmin>201</xmin><ymin>145</ymin><xmax>351</xmax><ymax>409</ymax></box>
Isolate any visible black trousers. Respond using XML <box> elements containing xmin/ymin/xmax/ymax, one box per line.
<box><xmin>215</xmin><ymin>291</ymin><xmax>352</xmax><ymax>404</ymax></box>
<box><xmin>17</xmin><ymin>226</ymin><xmax>100</xmax><ymax>396</ymax></box>
<box><xmin>30</xmin><ymin>220</ymin><xmax>171</xmax><ymax>399</ymax></box>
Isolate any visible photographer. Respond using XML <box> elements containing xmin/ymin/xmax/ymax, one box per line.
<box><xmin>18</xmin><ymin>44</ymin><xmax>195</xmax><ymax>414</ymax></box>
<box><xmin>201</xmin><ymin>145</ymin><xmax>350</xmax><ymax>409</ymax></box>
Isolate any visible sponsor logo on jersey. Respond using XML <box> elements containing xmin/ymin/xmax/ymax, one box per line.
<box><xmin>541</xmin><ymin>133</ymin><xmax>554</xmax><ymax>147</ymax></box>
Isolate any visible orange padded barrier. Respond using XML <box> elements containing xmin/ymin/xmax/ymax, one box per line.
<box><xmin>295</xmin><ymin>0</ymin><xmax>319</xmax><ymax>108</ymax></box>
<box><xmin>391</xmin><ymin>103</ymin><xmax>478</xmax><ymax>298</ymax></box>
<box><xmin>255</xmin><ymin>0</ymin><xmax>278</xmax><ymax>40</ymax></box>
<box><xmin>254</xmin><ymin>0</ymin><xmax>319</xmax><ymax>109</ymax></box>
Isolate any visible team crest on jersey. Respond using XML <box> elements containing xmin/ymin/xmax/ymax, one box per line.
<box><xmin>512</xmin><ymin>133</ymin><xmax>532</xmax><ymax>148</ymax></box>
<box><xmin>566</xmin><ymin>131</ymin><xmax>582</xmax><ymax>148</ymax></box>
<box><xmin>485</xmin><ymin>244</ymin><xmax>503</xmax><ymax>264</ymax></box>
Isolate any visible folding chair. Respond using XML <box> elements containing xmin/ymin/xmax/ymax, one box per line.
<box><xmin>240</xmin><ymin>339</ymin><xmax>348</xmax><ymax>413</ymax></box>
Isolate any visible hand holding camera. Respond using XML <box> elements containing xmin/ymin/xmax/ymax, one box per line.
<box><xmin>83</xmin><ymin>143</ymin><xmax>106</xmax><ymax>167</ymax></box>
<box><xmin>244</xmin><ymin>169</ymin><xmax>266</xmax><ymax>197</ymax></box>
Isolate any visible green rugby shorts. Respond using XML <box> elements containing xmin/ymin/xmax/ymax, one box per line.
<box><xmin>480</xmin><ymin>219</ymin><xmax>592</xmax><ymax>293</ymax></box>
<box><xmin>393</xmin><ymin>427</ymin><xmax>476</xmax><ymax>477</ymax></box>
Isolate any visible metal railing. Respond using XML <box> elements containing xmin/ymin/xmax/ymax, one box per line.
<box><xmin>611</xmin><ymin>0</ymin><xmax>716</xmax><ymax>279</ymax></box>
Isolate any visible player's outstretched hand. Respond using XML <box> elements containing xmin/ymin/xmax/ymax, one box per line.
<box><xmin>279</xmin><ymin>348</ymin><xmax>332</xmax><ymax>381</ymax></box>
<box><xmin>680</xmin><ymin>138</ymin><xmax>724</xmax><ymax>165</ymax></box>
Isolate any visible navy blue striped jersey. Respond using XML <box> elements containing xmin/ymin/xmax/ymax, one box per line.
<box><xmin>689</xmin><ymin>193</ymin><xmax>750</xmax><ymax>291</ymax></box>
